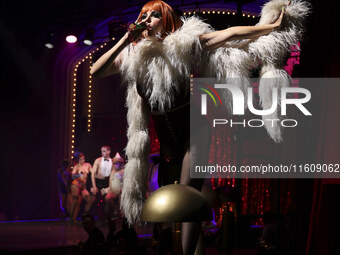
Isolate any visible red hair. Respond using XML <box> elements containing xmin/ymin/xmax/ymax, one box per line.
<box><xmin>135</xmin><ymin>0</ymin><xmax>181</xmax><ymax>42</ymax></box>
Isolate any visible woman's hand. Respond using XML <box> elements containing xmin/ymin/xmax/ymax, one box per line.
<box><xmin>271</xmin><ymin>1</ymin><xmax>291</xmax><ymax>29</ymax></box>
<box><xmin>124</xmin><ymin>20</ymin><xmax>149</xmax><ymax>44</ymax></box>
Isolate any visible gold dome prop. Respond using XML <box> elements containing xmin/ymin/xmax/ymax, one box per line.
<box><xmin>141</xmin><ymin>182</ymin><xmax>212</xmax><ymax>222</ymax></box>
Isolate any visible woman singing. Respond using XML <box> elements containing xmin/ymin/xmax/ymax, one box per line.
<box><xmin>90</xmin><ymin>1</ymin><xmax>309</xmax><ymax>253</ymax></box>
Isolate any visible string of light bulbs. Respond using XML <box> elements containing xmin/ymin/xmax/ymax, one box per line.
<box><xmin>69</xmin><ymin>42</ymin><xmax>108</xmax><ymax>160</ymax></box>
<box><xmin>183</xmin><ymin>10</ymin><xmax>258</xmax><ymax>18</ymax></box>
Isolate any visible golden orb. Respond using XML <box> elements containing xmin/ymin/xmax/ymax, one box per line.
<box><xmin>141</xmin><ymin>182</ymin><xmax>212</xmax><ymax>222</ymax></box>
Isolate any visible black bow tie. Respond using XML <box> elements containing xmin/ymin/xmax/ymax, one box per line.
<box><xmin>104</xmin><ymin>159</ymin><xmax>109</xmax><ymax>161</ymax></box>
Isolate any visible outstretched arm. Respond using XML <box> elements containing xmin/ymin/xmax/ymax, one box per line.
<box><xmin>199</xmin><ymin>1</ymin><xmax>290</xmax><ymax>51</ymax></box>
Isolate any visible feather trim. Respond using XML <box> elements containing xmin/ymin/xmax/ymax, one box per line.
<box><xmin>120</xmin><ymin>83</ymin><xmax>151</xmax><ymax>225</ymax></box>
<box><xmin>202</xmin><ymin>0</ymin><xmax>311</xmax><ymax>141</ymax></box>
<box><xmin>119</xmin><ymin>15</ymin><xmax>213</xmax><ymax>225</ymax></box>
<box><xmin>259</xmin><ymin>68</ymin><xmax>291</xmax><ymax>142</ymax></box>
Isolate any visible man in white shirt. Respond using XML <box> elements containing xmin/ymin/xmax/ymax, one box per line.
<box><xmin>91</xmin><ymin>146</ymin><xmax>116</xmax><ymax>217</ymax></box>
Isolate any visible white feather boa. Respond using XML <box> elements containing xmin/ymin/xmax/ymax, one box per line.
<box><xmin>203</xmin><ymin>0</ymin><xmax>311</xmax><ymax>141</ymax></box>
<box><xmin>119</xmin><ymin>0</ymin><xmax>311</xmax><ymax>225</ymax></box>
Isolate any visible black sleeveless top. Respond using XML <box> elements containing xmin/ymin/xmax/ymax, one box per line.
<box><xmin>136</xmin><ymin>82</ymin><xmax>190</xmax><ymax>186</ymax></box>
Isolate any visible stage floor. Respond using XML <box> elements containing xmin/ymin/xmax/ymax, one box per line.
<box><xmin>0</xmin><ymin>218</ymin><xmax>152</xmax><ymax>252</ymax></box>
<box><xmin>0</xmin><ymin>219</ymin><xmax>257</xmax><ymax>255</ymax></box>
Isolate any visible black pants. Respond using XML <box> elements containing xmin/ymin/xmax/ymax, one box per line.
<box><xmin>95</xmin><ymin>177</ymin><xmax>110</xmax><ymax>191</ymax></box>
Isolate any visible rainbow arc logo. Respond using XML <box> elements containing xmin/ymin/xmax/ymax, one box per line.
<box><xmin>199</xmin><ymin>83</ymin><xmax>222</xmax><ymax>107</ymax></box>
